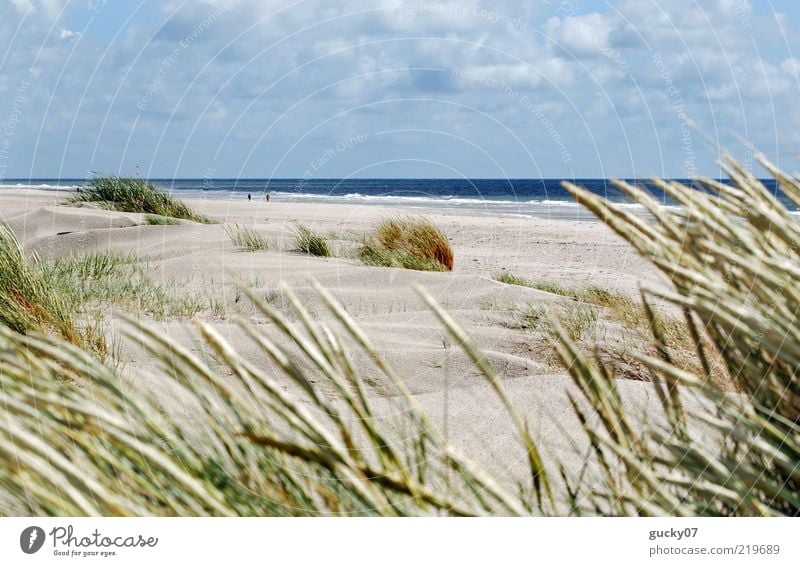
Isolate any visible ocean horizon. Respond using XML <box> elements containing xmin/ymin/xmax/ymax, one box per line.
<box><xmin>1</xmin><ymin>177</ymin><xmax>786</xmax><ymax>221</ymax></box>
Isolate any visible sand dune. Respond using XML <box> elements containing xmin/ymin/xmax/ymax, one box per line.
<box><xmin>1</xmin><ymin>188</ymin><xmax>690</xmax><ymax>493</ymax></box>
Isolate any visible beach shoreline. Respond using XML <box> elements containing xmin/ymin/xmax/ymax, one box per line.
<box><xmin>1</xmin><ymin>187</ymin><xmax>661</xmax><ymax>290</ymax></box>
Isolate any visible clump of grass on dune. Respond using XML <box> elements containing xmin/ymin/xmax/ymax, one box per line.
<box><xmin>146</xmin><ymin>214</ymin><xmax>181</xmax><ymax>226</ymax></box>
<box><xmin>294</xmin><ymin>225</ymin><xmax>330</xmax><ymax>257</ymax></box>
<box><xmin>504</xmin><ymin>302</ymin><xmax>597</xmax><ymax>342</ymax></box>
<box><xmin>0</xmin><ymin>223</ymin><xmax>79</xmax><ymax>344</ymax></box>
<box><xmin>70</xmin><ymin>176</ymin><xmax>211</xmax><ymax>223</ymax></box>
<box><xmin>359</xmin><ymin>216</ymin><xmax>453</xmax><ymax>272</ymax></box>
<box><xmin>558</xmin><ymin>302</ymin><xmax>598</xmax><ymax>342</ymax></box>
<box><xmin>226</xmin><ymin>224</ymin><xmax>273</xmax><ymax>251</ymax></box>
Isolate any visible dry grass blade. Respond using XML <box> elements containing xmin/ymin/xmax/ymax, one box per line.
<box><xmin>561</xmin><ymin>157</ymin><xmax>799</xmax><ymax>515</ymax></box>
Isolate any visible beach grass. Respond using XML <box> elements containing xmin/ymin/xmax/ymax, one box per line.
<box><xmin>294</xmin><ymin>225</ymin><xmax>330</xmax><ymax>257</ymax></box>
<box><xmin>558</xmin><ymin>302</ymin><xmax>598</xmax><ymax>341</ymax></box>
<box><xmin>553</xmin><ymin>155</ymin><xmax>800</xmax><ymax>514</ymax></box>
<box><xmin>226</xmin><ymin>224</ymin><xmax>273</xmax><ymax>251</ymax></box>
<box><xmin>494</xmin><ymin>271</ymin><xmax>719</xmax><ymax>382</ymax></box>
<box><xmin>494</xmin><ymin>272</ymin><xmax>632</xmax><ymax>310</ymax></box>
<box><xmin>0</xmin><ymin>283</ymin><xmax>537</xmax><ymax>516</ymax></box>
<box><xmin>0</xmin><ymin>222</ymin><xmax>78</xmax><ymax>343</ymax></box>
<box><xmin>44</xmin><ymin>252</ymin><xmax>207</xmax><ymax>320</ymax></box>
<box><xmin>146</xmin><ymin>214</ymin><xmax>181</xmax><ymax>226</ymax></box>
<box><xmin>69</xmin><ymin>176</ymin><xmax>212</xmax><ymax>223</ymax></box>
<box><xmin>0</xmin><ymin>155</ymin><xmax>797</xmax><ymax>517</ymax></box>
<box><xmin>503</xmin><ymin>302</ymin><xmax>596</xmax><ymax>343</ymax></box>
<box><xmin>359</xmin><ymin>216</ymin><xmax>453</xmax><ymax>271</ymax></box>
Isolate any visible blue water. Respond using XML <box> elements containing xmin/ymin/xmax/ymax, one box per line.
<box><xmin>0</xmin><ymin>177</ymin><xmax>787</xmax><ymax>221</ymax></box>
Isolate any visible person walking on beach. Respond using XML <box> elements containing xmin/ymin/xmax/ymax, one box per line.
<box><xmin>265</xmin><ymin>193</ymin><xmax>271</xmax><ymax>202</ymax></box>
<box><xmin>247</xmin><ymin>193</ymin><xmax>251</xmax><ymax>202</ymax></box>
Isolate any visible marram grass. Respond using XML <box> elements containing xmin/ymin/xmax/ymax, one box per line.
<box><xmin>0</xmin><ymin>155</ymin><xmax>798</xmax><ymax>516</ymax></box>
<box><xmin>146</xmin><ymin>214</ymin><xmax>181</xmax><ymax>226</ymax></box>
<box><xmin>0</xmin><ymin>223</ymin><xmax>80</xmax><ymax>345</ymax></box>
<box><xmin>493</xmin><ymin>273</ymin><xmax>719</xmax><ymax>383</ymax></box>
<box><xmin>0</xmin><ymin>284</ymin><xmax>535</xmax><ymax>516</ymax></box>
<box><xmin>70</xmin><ymin>176</ymin><xmax>211</xmax><ymax>223</ymax></box>
<box><xmin>293</xmin><ymin>225</ymin><xmax>330</xmax><ymax>257</ymax></box>
<box><xmin>359</xmin><ymin>216</ymin><xmax>454</xmax><ymax>272</ymax></box>
<box><xmin>226</xmin><ymin>224</ymin><xmax>273</xmax><ymax>252</ymax></box>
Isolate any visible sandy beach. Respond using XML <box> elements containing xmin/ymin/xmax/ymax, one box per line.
<box><xmin>1</xmin><ymin>188</ymin><xmax>685</xmax><ymax>499</ymax></box>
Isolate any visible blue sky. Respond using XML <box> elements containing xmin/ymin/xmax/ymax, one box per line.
<box><xmin>1</xmin><ymin>0</ymin><xmax>799</xmax><ymax>179</ymax></box>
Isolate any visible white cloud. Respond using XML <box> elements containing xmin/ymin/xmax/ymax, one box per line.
<box><xmin>58</xmin><ymin>28</ymin><xmax>80</xmax><ymax>39</ymax></box>
<box><xmin>545</xmin><ymin>13</ymin><xmax>616</xmax><ymax>56</ymax></box>
<box><xmin>0</xmin><ymin>0</ymin><xmax>796</xmax><ymax>178</ymax></box>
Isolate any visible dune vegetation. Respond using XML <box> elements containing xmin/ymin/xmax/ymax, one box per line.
<box><xmin>0</xmin><ymin>227</ymin><xmax>214</xmax><ymax>362</ymax></box>
<box><xmin>0</xmin><ymin>223</ymin><xmax>80</xmax><ymax>344</ymax></box>
<box><xmin>146</xmin><ymin>214</ymin><xmax>182</xmax><ymax>226</ymax></box>
<box><xmin>494</xmin><ymin>272</ymin><xmax>632</xmax><ymax>310</ymax></box>
<box><xmin>226</xmin><ymin>224</ymin><xmax>274</xmax><ymax>251</ymax></box>
<box><xmin>294</xmin><ymin>225</ymin><xmax>331</xmax><ymax>257</ymax></box>
<box><xmin>70</xmin><ymin>176</ymin><xmax>211</xmax><ymax>223</ymax></box>
<box><xmin>0</xmin><ymin>155</ymin><xmax>797</xmax><ymax>516</ymax></box>
<box><xmin>358</xmin><ymin>216</ymin><xmax>454</xmax><ymax>272</ymax></box>
<box><xmin>43</xmin><ymin>252</ymin><xmax>209</xmax><ymax>321</ymax></box>
<box><xmin>493</xmin><ymin>272</ymin><xmax>718</xmax><ymax>383</ymax></box>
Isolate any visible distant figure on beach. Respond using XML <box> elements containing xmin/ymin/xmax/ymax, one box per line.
<box><xmin>247</xmin><ymin>193</ymin><xmax>251</xmax><ymax>201</ymax></box>
<box><xmin>265</xmin><ymin>193</ymin><xmax>271</xmax><ymax>202</ymax></box>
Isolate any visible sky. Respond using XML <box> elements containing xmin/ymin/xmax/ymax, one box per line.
<box><xmin>0</xmin><ymin>0</ymin><xmax>799</xmax><ymax>180</ymax></box>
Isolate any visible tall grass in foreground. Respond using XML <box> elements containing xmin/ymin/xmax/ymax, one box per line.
<box><xmin>0</xmin><ymin>285</ymin><xmax>534</xmax><ymax>515</ymax></box>
<box><xmin>359</xmin><ymin>217</ymin><xmax>454</xmax><ymax>272</ymax></box>
<box><xmin>557</xmin><ymin>155</ymin><xmax>799</xmax><ymax>515</ymax></box>
<box><xmin>70</xmin><ymin>176</ymin><xmax>211</xmax><ymax>223</ymax></box>
<box><xmin>0</xmin><ymin>155</ymin><xmax>797</xmax><ymax>516</ymax></box>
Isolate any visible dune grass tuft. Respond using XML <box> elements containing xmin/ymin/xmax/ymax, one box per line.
<box><xmin>70</xmin><ymin>176</ymin><xmax>211</xmax><ymax>223</ymax></box>
<box><xmin>359</xmin><ymin>216</ymin><xmax>453</xmax><ymax>272</ymax></box>
<box><xmin>0</xmin><ymin>223</ymin><xmax>77</xmax><ymax>343</ymax></box>
<box><xmin>146</xmin><ymin>214</ymin><xmax>181</xmax><ymax>226</ymax></box>
<box><xmin>494</xmin><ymin>272</ymin><xmax>631</xmax><ymax>310</ymax></box>
<box><xmin>294</xmin><ymin>225</ymin><xmax>330</xmax><ymax>257</ymax></box>
<box><xmin>226</xmin><ymin>224</ymin><xmax>273</xmax><ymax>251</ymax></box>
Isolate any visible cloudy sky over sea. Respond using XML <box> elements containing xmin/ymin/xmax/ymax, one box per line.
<box><xmin>1</xmin><ymin>0</ymin><xmax>798</xmax><ymax>179</ymax></box>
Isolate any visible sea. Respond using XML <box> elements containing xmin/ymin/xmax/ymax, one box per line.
<box><xmin>0</xmin><ymin>178</ymin><xmax>787</xmax><ymax>221</ymax></box>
